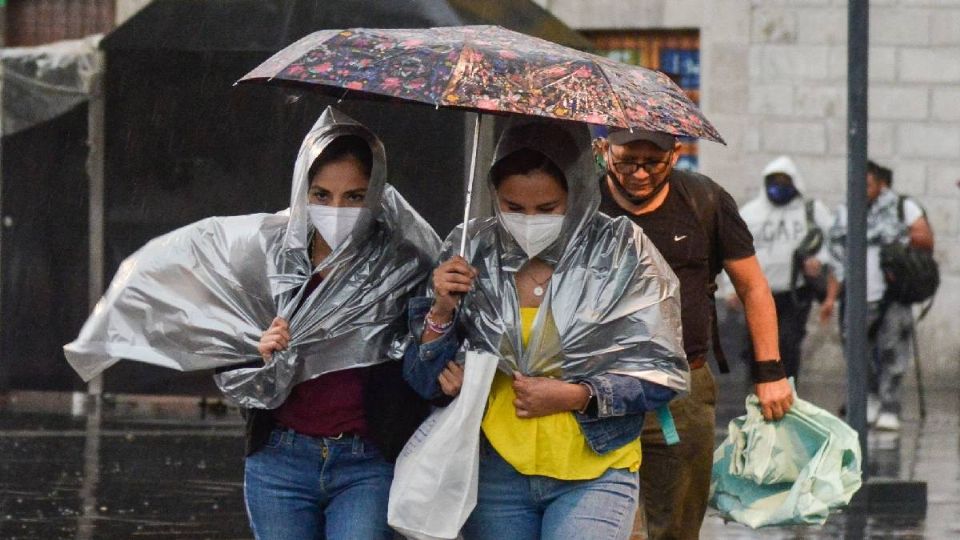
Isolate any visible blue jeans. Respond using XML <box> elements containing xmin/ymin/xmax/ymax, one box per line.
<box><xmin>867</xmin><ymin>300</ymin><xmax>913</xmax><ymax>415</ymax></box>
<box><xmin>244</xmin><ymin>427</ymin><xmax>394</xmax><ymax>540</ymax></box>
<box><xmin>462</xmin><ymin>438</ymin><xmax>639</xmax><ymax>540</ymax></box>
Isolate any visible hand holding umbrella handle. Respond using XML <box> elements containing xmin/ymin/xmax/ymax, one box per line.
<box><xmin>430</xmin><ymin>256</ymin><xmax>478</xmax><ymax>320</ymax></box>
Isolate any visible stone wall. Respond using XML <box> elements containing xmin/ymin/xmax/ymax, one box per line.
<box><xmin>115</xmin><ymin>0</ymin><xmax>152</xmax><ymax>25</ymax></box>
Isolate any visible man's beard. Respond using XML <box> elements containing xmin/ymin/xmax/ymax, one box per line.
<box><xmin>608</xmin><ymin>171</ymin><xmax>670</xmax><ymax>205</ymax></box>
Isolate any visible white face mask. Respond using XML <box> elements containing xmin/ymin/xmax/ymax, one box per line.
<box><xmin>307</xmin><ymin>205</ymin><xmax>363</xmax><ymax>251</ymax></box>
<box><xmin>499</xmin><ymin>213</ymin><xmax>565</xmax><ymax>258</ymax></box>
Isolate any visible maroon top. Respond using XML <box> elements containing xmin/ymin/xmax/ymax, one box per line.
<box><xmin>270</xmin><ymin>272</ymin><xmax>368</xmax><ymax>438</ymax></box>
<box><xmin>272</xmin><ymin>368</ymin><xmax>368</xmax><ymax>438</ymax></box>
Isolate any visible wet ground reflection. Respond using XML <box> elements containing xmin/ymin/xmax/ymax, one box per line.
<box><xmin>2</xmin><ymin>363</ymin><xmax>958</xmax><ymax>539</ymax></box>
<box><xmin>0</xmin><ymin>398</ymin><xmax>248</xmax><ymax>539</ymax></box>
<box><xmin>77</xmin><ymin>396</ymin><xmax>100</xmax><ymax>540</ymax></box>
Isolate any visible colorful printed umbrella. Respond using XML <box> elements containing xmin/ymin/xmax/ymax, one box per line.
<box><xmin>239</xmin><ymin>25</ymin><xmax>724</xmax><ymax>253</ymax></box>
<box><xmin>239</xmin><ymin>25</ymin><xmax>723</xmax><ymax>142</ymax></box>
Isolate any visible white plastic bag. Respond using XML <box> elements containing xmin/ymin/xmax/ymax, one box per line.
<box><xmin>388</xmin><ymin>350</ymin><xmax>499</xmax><ymax>540</ymax></box>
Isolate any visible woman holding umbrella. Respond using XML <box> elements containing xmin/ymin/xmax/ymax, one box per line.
<box><xmin>403</xmin><ymin>120</ymin><xmax>689</xmax><ymax>539</ymax></box>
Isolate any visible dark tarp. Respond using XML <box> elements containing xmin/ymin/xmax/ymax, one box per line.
<box><xmin>1</xmin><ymin>107</ymin><xmax>90</xmax><ymax>392</ymax></box>
<box><xmin>0</xmin><ymin>38</ymin><xmax>99</xmax><ymax>393</ymax></box>
<box><xmin>100</xmin><ymin>0</ymin><xmax>592</xmax><ymax>52</ymax></box>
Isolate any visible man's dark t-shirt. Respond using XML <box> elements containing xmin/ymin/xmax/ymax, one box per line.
<box><xmin>599</xmin><ymin>172</ymin><xmax>755</xmax><ymax>359</ymax></box>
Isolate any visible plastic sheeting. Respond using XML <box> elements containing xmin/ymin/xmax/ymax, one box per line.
<box><xmin>1</xmin><ymin>35</ymin><xmax>102</xmax><ymax>135</ymax></box>
<box><xmin>710</xmin><ymin>394</ymin><xmax>863</xmax><ymax>528</ymax></box>
<box><xmin>434</xmin><ymin>119</ymin><xmax>689</xmax><ymax>390</ymax></box>
<box><xmin>64</xmin><ymin>107</ymin><xmax>441</xmax><ymax>408</ymax></box>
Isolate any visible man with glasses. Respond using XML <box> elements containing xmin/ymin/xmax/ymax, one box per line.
<box><xmin>594</xmin><ymin>128</ymin><xmax>793</xmax><ymax>540</ymax></box>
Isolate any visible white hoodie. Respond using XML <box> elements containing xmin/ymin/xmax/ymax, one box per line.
<box><xmin>738</xmin><ymin>156</ymin><xmax>834</xmax><ymax>293</ymax></box>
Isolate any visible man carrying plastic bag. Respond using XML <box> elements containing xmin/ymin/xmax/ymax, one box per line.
<box><xmin>709</xmin><ymin>393</ymin><xmax>862</xmax><ymax>528</ymax></box>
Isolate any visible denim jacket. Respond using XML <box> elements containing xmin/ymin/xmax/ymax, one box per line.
<box><xmin>402</xmin><ymin>298</ymin><xmax>677</xmax><ymax>454</ymax></box>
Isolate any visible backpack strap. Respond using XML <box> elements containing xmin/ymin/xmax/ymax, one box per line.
<box><xmin>790</xmin><ymin>199</ymin><xmax>816</xmax><ymax>304</ymax></box>
<box><xmin>898</xmin><ymin>194</ymin><xmax>928</xmax><ymax>222</ymax></box>
<box><xmin>671</xmin><ymin>171</ymin><xmax>730</xmax><ymax>373</ymax></box>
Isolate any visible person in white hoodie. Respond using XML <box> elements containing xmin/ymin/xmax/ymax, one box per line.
<box><xmin>734</xmin><ymin>156</ymin><xmax>839</xmax><ymax>386</ymax></box>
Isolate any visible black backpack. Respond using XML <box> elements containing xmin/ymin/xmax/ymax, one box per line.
<box><xmin>880</xmin><ymin>196</ymin><xmax>939</xmax><ymax>305</ymax></box>
<box><xmin>790</xmin><ymin>200</ymin><xmax>829</xmax><ymax>304</ymax></box>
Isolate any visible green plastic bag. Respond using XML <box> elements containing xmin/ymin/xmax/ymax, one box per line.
<box><xmin>709</xmin><ymin>394</ymin><xmax>862</xmax><ymax>528</ymax></box>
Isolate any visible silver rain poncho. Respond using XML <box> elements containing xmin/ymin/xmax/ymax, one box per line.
<box><xmin>444</xmin><ymin>119</ymin><xmax>688</xmax><ymax>391</ymax></box>
<box><xmin>64</xmin><ymin>107</ymin><xmax>441</xmax><ymax>408</ymax></box>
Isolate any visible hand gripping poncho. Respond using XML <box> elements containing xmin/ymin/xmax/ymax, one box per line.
<box><xmin>65</xmin><ymin>107</ymin><xmax>441</xmax><ymax>408</ymax></box>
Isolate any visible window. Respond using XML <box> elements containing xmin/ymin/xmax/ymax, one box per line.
<box><xmin>585</xmin><ymin>30</ymin><xmax>701</xmax><ymax>171</ymax></box>
<box><xmin>6</xmin><ymin>0</ymin><xmax>115</xmax><ymax>47</ymax></box>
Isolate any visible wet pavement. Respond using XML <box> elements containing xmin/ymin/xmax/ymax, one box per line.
<box><xmin>1</xmin><ymin>351</ymin><xmax>958</xmax><ymax>539</ymax></box>
<box><xmin>0</xmin><ymin>394</ymin><xmax>249</xmax><ymax>539</ymax></box>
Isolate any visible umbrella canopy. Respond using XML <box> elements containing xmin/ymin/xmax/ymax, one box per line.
<box><xmin>238</xmin><ymin>25</ymin><xmax>723</xmax><ymax>143</ymax></box>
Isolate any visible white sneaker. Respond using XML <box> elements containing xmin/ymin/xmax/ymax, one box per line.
<box><xmin>874</xmin><ymin>412</ymin><xmax>900</xmax><ymax>431</ymax></box>
<box><xmin>871</xmin><ymin>430</ymin><xmax>900</xmax><ymax>449</ymax></box>
<box><xmin>867</xmin><ymin>395</ymin><xmax>881</xmax><ymax>425</ymax></box>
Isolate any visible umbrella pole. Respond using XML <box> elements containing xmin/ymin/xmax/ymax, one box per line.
<box><xmin>460</xmin><ymin>113</ymin><xmax>482</xmax><ymax>257</ymax></box>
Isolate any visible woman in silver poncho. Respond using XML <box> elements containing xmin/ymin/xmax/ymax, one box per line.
<box><xmin>63</xmin><ymin>106</ymin><xmax>439</xmax><ymax>539</ymax></box>
<box><xmin>238</xmin><ymin>108</ymin><xmax>439</xmax><ymax>540</ymax></box>
<box><xmin>403</xmin><ymin>120</ymin><xmax>689</xmax><ymax>539</ymax></box>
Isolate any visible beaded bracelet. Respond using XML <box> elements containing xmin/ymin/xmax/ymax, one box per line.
<box><xmin>425</xmin><ymin>310</ymin><xmax>454</xmax><ymax>334</ymax></box>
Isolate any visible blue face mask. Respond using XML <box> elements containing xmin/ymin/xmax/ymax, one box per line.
<box><xmin>766</xmin><ymin>183</ymin><xmax>798</xmax><ymax>206</ymax></box>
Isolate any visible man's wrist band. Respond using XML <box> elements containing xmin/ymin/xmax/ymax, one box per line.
<box><xmin>751</xmin><ymin>359</ymin><xmax>786</xmax><ymax>383</ymax></box>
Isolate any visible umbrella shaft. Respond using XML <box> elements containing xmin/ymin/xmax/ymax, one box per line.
<box><xmin>460</xmin><ymin>114</ymin><xmax>482</xmax><ymax>257</ymax></box>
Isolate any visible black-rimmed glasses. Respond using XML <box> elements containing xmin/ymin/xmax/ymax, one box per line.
<box><xmin>608</xmin><ymin>158</ymin><xmax>671</xmax><ymax>176</ymax></box>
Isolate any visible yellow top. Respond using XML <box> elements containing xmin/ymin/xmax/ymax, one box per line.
<box><xmin>480</xmin><ymin>307</ymin><xmax>641</xmax><ymax>480</ymax></box>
